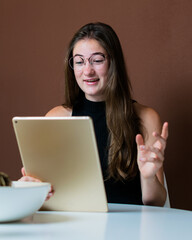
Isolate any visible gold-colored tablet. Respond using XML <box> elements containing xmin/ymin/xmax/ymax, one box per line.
<box><xmin>12</xmin><ymin>117</ymin><xmax>108</xmax><ymax>212</ymax></box>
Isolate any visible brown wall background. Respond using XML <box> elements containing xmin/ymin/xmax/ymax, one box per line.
<box><xmin>0</xmin><ymin>0</ymin><xmax>192</xmax><ymax>210</ymax></box>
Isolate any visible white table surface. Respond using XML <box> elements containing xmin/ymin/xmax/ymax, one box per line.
<box><xmin>0</xmin><ymin>203</ymin><xmax>191</xmax><ymax>240</ymax></box>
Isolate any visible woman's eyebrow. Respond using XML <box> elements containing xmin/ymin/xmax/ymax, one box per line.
<box><xmin>73</xmin><ymin>54</ymin><xmax>83</xmax><ymax>57</ymax></box>
<box><xmin>73</xmin><ymin>52</ymin><xmax>105</xmax><ymax>57</ymax></box>
<box><xmin>92</xmin><ymin>52</ymin><xmax>105</xmax><ymax>56</ymax></box>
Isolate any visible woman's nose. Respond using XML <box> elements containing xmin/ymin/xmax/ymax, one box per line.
<box><xmin>83</xmin><ymin>62</ymin><xmax>95</xmax><ymax>75</ymax></box>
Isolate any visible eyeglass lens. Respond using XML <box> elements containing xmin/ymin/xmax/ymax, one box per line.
<box><xmin>69</xmin><ymin>53</ymin><xmax>106</xmax><ymax>69</ymax></box>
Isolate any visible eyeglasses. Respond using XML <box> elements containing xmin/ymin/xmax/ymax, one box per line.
<box><xmin>69</xmin><ymin>53</ymin><xmax>107</xmax><ymax>70</ymax></box>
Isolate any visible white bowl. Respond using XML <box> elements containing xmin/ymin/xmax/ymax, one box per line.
<box><xmin>0</xmin><ymin>181</ymin><xmax>51</xmax><ymax>222</ymax></box>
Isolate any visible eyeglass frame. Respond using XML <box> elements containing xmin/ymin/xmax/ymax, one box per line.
<box><xmin>68</xmin><ymin>52</ymin><xmax>108</xmax><ymax>70</ymax></box>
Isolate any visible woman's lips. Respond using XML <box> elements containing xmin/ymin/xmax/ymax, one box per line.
<box><xmin>83</xmin><ymin>78</ymin><xmax>99</xmax><ymax>84</ymax></box>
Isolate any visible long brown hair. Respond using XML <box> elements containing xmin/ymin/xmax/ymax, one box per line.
<box><xmin>63</xmin><ymin>22</ymin><xmax>141</xmax><ymax>181</ymax></box>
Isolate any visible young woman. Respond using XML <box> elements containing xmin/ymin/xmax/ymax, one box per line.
<box><xmin>20</xmin><ymin>22</ymin><xmax>168</xmax><ymax>206</ymax></box>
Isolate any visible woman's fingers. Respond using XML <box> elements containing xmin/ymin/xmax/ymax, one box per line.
<box><xmin>21</xmin><ymin>167</ymin><xmax>26</xmax><ymax>176</ymax></box>
<box><xmin>18</xmin><ymin>176</ymin><xmax>41</xmax><ymax>182</ymax></box>
<box><xmin>20</xmin><ymin>167</ymin><xmax>41</xmax><ymax>182</ymax></box>
<box><xmin>137</xmin><ymin>122</ymin><xmax>168</xmax><ymax>179</ymax></box>
<box><xmin>161</xmin><ymin>122</ymin><xmax>169</xmax><ymax>140</ymax></box>
<box><xmin>152</xmin><ymin>122</ymin><xmax>169</xmax><ymax>151</ymax></box>
<box><xmin>18</xmin><ymin>175</ymin><xmax>54</xmax><ymax>201</ymax></box>
<box><xmin>136</xmin><ymin>134</ymin><xmax>144</xmax><ymax>147</ymax></box>
<box><xmin>18</xmin><ymin>174</ymin><xmax>54</xmax><ymax>201</ymax></box>
<box><xmin>19</xmin><ymin>167</ymin><xmax>55</xmax><ymax>201</ymax></box>
<box><xmin>139</xmin><ymin>145</ymin><xmax>164</xmax><ymax>162</ymax></box>
<box><xmin>140</xmin><ymin>145</ymin><xmax>164</xmax><ymax>162</ymax></box>
<box><xmin>45</xmin><ymin>186</ymin><xmax>55</xmax><ymax>201</ymax></box>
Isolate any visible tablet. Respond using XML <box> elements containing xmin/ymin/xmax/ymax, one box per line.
<box><xmin>12</xmin><ymin>117</ymin><xmax>108</xmax><ymax>212</ymax></box>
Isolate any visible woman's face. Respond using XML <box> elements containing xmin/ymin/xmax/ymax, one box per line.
<box><xmin>72</xmin><ymin>39</ymin><xmax>109</xmax><ymax>102</ymax></box>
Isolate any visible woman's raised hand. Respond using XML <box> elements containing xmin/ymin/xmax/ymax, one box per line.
<box><xmin>136</xmin><ymin>122</ymin><xmax>169</xmax><ymax>179</ymax></box>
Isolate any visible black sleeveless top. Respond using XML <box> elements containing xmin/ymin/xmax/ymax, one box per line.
<box><xmin>72</xmin><ymin>97</ymin><xmax>143</xmax><ymax>205</ymax></box>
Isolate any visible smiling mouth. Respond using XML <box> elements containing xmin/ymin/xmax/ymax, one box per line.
<box><xmin>84</xmin><ymin>78</ymin><xmax>99</xmax><ymax>83</ymax></box>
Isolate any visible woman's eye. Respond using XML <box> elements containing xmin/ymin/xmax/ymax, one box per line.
<box><xmin>73</xmin><ymin>56</ymin><xmax>84</xmax><ymax>65</ymax></box>
<box><xmin>92</xmin><ymin>54</ymin><xmax>105</xmax><ymax>64</ymax></box>
<box><xmin>92</xmin><ymin>58</ymin><xmax>105</xmax><ymax>65</ymax></box>
<box><xmin>75</xmin><ymin>61</ymin><xmax>84</xmax><ymax>65</ymax></box>
<box><xmin>93</xmin><ymin>59</ymin><xmax>103</xmax><ymax>63</ymax></box>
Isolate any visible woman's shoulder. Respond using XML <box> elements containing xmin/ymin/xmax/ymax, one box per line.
<box><xmin>134</xmin><ymin>102</ymin><xmax>160</xmax><ymax>122</ymax></box>
<box><xmin>133</xmin><ymin>102</ymin><xmax>162</xmax><ymax>137</ymax></box>
<box><xmin>45</xmin><ymin>105</ymin><xmax>72</xmax><ymax>117</ymax></box>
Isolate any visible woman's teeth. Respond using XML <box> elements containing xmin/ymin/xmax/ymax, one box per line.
<box><xmin>85</xmin><ymin>79</ymin><xmax>99</xmax><ymax>82</ymax></box>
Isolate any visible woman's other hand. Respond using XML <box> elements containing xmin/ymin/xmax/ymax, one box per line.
<box><xmin>18</xmin><ymin>167</ymin><xmax>54</xmax><ymax>200</ymax></box>
<box><xmin>18</xmin><ymin>167</ymin><xmax>41</xmax><ymax>182</ymax></box>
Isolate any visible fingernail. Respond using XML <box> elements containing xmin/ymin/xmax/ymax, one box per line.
<box><xmin>140</xmin><ymin>157</ymin><xmax>146</xmax><ymax>162</ymax></box>
<box><xmin>140</xmin><ymin>145</ymin><xmax>145</xmax><ymax>150</ymax></box>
